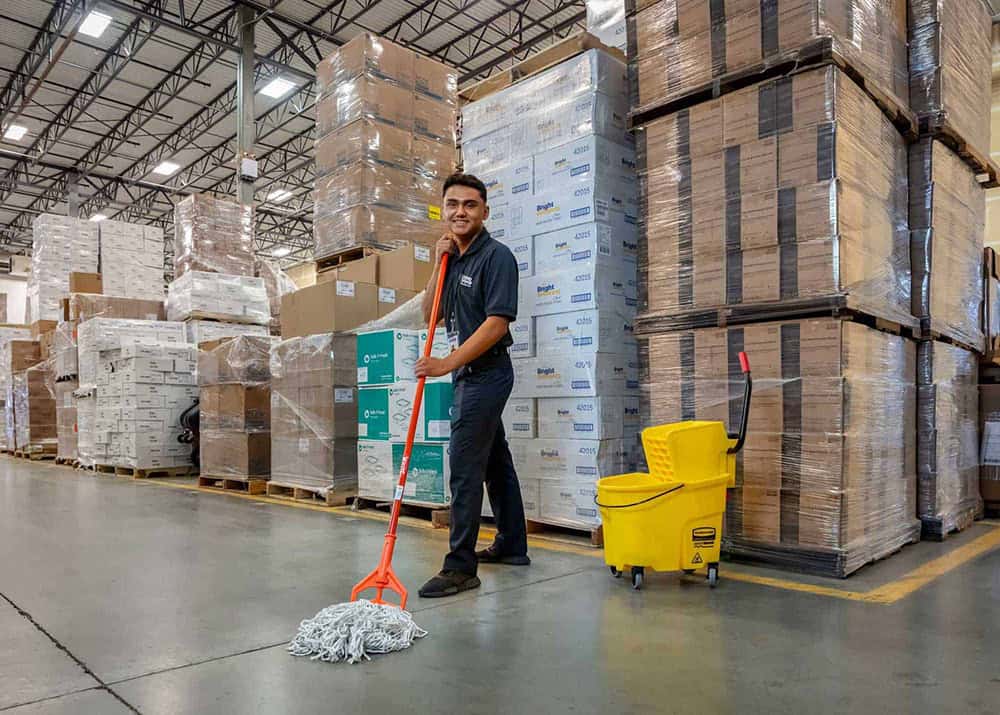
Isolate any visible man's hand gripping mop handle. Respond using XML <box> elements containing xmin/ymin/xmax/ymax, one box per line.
<box><xmin>351</xmin><ymin>252</ymin><xmax>449</xmax><ymax>610</ymax></box>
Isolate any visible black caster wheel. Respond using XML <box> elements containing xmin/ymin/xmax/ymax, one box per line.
<box><xmin>707</xmin><ymin>563</ymin><xmax>719</xmax><ymax>588</ymax></box>
<box><xmin>631</xmin><ymin>566</ymin><xmax>644</xmax><ymax>590</ymax></box>
<box><xmin>609</xmin><ymin>566</ymin><xmax>622</xmax><ymax>578</ymax></box>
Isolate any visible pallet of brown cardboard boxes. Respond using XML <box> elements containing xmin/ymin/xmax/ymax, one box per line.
<box><xmin>630</xmin><ymin>0</ymin><xmax>994</xmax><ymax>574</ymax></box>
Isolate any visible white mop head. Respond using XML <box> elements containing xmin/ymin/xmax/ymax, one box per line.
<box><xmin>288</xmin><ymin>600</ymin><xmax>428</xmax><ymax>664</ymax></box>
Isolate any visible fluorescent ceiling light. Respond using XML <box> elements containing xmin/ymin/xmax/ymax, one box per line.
<box><xmin>89</xmin><ymin>214</ymin><xmax>107</xmax><ymax>222</ymax></box>
<box><xmin>260</xmin><ymin>78</ymin><xmax>295</xmax><ymax>98</ymax></box>
<box><xmin>152</xmin><ymin>160</ymin><xmax>180</xmax><ymax>176</ymax></box>
<box><xmin>79</xmin><ymin>11</ymin><xmax>113</xmax><ymax>38</ymax></box>
<box><xmin>271</xmin><ymin>246</ymin><xmax>291</xmax><ymax>258</ymax></box>
<box><xmin>3</xmin><ymin>124</ymin><xmax>28</xmax><ymax>141</ymax></box>
<box><xmin>267</xmin><ymin>188</ymin><xmax>292</xmax><ymax>202</ymax></box>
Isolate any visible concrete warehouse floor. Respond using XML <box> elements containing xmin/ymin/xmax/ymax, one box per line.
<box><xmin>2</xmin><ymin>458</ymin><xmax>999</xmax><ymax>714</ymax></box>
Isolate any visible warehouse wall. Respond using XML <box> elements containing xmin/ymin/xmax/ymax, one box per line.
<box><xmin>0</xmin><ymin>275</ymin><xmax>27</xmax><ymax>324</ymax></box>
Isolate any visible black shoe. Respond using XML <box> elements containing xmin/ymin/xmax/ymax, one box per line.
<box><xmin>418</xmin><ymin>570</ymin><xmax>481</xmax><ymax>598</ymax></box>
<box><xmin>476</xmin><ymin>544</ymin><xmax>531</xmax><ymax>566</ymax></box>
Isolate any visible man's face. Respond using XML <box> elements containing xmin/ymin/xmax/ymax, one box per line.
<box><xmin>443</xmin><ymin>184</ymin><xmax>489</xmax><ymax>240</ymax></box>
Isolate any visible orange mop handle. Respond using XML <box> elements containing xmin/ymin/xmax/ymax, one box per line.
<box><xmin>351</xmin><ymin>251</ymin><xmax>449</xmax><ymax>609</ymax></box>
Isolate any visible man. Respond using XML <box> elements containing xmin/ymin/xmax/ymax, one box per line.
<box><xmin>414</xmin><ymin>172</ymin><xmax>530</xmax><ymax>598</ymax></box>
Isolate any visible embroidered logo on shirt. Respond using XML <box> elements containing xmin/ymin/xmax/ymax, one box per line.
<box><xmin>460</xmin><ymin>274</ymin><xmax>473</xmax><ymax>288</ymax></box>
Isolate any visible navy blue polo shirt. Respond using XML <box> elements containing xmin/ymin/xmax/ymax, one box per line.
<box><xmin>442</xmin><ymin>228</ymin><xmax>518</xmax><ymax>355</ymax></box>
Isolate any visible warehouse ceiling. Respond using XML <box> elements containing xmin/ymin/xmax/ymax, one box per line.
<box><xmin>0</xmin><ymin>0</ymin><xmax>586</xmax><ymax>264</ymax></box>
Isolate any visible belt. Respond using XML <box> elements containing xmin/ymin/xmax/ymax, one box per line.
<box><xmin>459</xmin><ymin>345</ymin><xmax>509</xmax><ymax>376</ymax></box>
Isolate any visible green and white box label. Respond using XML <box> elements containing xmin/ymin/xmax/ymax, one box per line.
<box><xmin>357</xmin><ymin>329</ymin><xmax>419</xmax><ymax>386</ymax></box>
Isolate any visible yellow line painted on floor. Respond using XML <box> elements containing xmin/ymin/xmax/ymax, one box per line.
<box><xmin>74</xmin><ymin>466</ymin><xmax>1000</xmax><ymax>604</ymax></box>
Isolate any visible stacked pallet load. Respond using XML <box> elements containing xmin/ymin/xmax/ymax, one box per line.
<box><xmin>1</xmin><ymin>339</ymin><xmax>43</xmax><ymax>455</ymax></box>
<box><xmin>630</xmin><ymin>1</ymin><xmax>922</xmax><ymax>575</ymax></box>
<box><xmin>0</xmin><ymin>326</ymin><xmax>32</xmax><ymax>451</ymax></box>
<box><xmin>255</xmin><ymin>258</ymin><xmax>297</xmax><ymax>335</ymax></box>
<box><xmin>460</xmin><ymin>39</ymin><xmax>638</xmax><ymax>536</ymax></box>
<box><xmin>53</xmin><ymin>293</ymin><xmax>167</xmax><ymax>463</ymax></box>
<box><xmin>171</xmin><ymin>194</ymin><xmax>269</xmax><ymax>344</ymax></box>
<box><xmin>198</xmin><ymin>335</ymin><xmax>276</xmax><ymax>493</ymax></box>
<box><xmin>907</xmin><ymin>0</ymin><xmax>993</xmax><ymax>538</ymax></box>
<box><xmin>26</xmin><ymin>214</ymin><xmax>99</xmax><ymax>327</ymax></box>
<box><xmin>96</xmin><ymin>220</ymin><xmax>166</xmax><ymax>301</ymax></box>
<box><xmin>269</xmin><ymin>333</ymin><xmax>358</xmax><ymax>504</ymax></box>
<box><xmin>13</xmin><ymin>358</ymin><xmax>57</xmax><ymax>460</ymax></box>
<box><xmin>76</xmin><ymin>319</ymin><xmax>194</xmax><ymax>471</ymax></box>
<box><xmin>312</xmin><ymin>33</ymin><xmax>456</xmax><ymax>260</ymax></box>
<box><xmin>356</xmin><ymin>329</ymin><xmax>452</xmax><ymax>510</ymax></box>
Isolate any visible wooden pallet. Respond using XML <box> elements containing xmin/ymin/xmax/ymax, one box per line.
<box><xmin>266</xmin><ymin>482</ymin><xmax>355</xmax><ymax>507</ymax></box>
<box><xmin>94</xmin><ymin>464</ymin><xmax>117</xmax><ymax>474</ymax></box>
<box><xmin>917</xmin><ymin>112</ymin><xmax>1000</xmax><ymax>188</ymax></box>
<box><xmin>121</xmin><ymin>465</ymin><xmax>197</xmax><ymax>479</ymax></box>
<box><xmin>985</xmin><ymin>501</ymin><xmax>1000</xmax><ymax>519</ymax></box>
<box><xmin>628</xmin><ymin>37</ymin><xmax>917</xmax><ymax>142</ymax></box>
<box><xmin>916</xmin><ymin>320</ymin><xmax>985</xmax><ymax>356</ymax></box>
<box><xmin>634</xmin><ymin>295</ymin><xmax>917</xmax><ymax>338</ymax></box>
<box><xmin>54</xmin><ymin>457</ymin><xmax>79</xmax><ymax>467</ymax></box>
<box><xmin>14</xmin><ymin>447</ymin><xmax>57</xmax><ymax>461</ymax></box>
<box><xmin>181</xmin><ymin>311</ymin><xmax>265</xmax><ymax>325</ymax></box>
<box><xmin>526</xmin><ymin>519</ymin><xmax>604</xmax><ymax>548</ymax></box>
<box><xmin>354</xmin><ymin>495</ymin><xmax>451</xmax><ymax>528</ymax></box>
<box><xmin>198</xmin><ymin>475</ymin><xmax>267</xmax><ymax>495</ymax></box>
<box><xmin>459</xmin><ymin>31</ymin><xmax>624</xmax><ymax>104</ymax></box>
<box><xmin>314</xmin><ymin>245</ymin><xmax>385</xmax><ymax>271</ymax></box>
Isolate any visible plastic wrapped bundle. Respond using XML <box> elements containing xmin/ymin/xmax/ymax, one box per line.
<box><xmin>76</xmin><ymin>318</ymin><xmax>187</xmax><ymax>389</ymax></box>
<box><xmin>74</xmin><ymin>387</ymin><xmax>96</xmax><ymax>467</ymax></box>
<box><xmin>13</xmin><ymin>363</ymin><xmax>57</xmax><ymax>454</ymax></box>
<box><xmin>637</xmin><ymin>65</ymin><xmax>911</xmax><ymax>330</ymax></box>
<box><xmin>167</xmin><ymin>271</ymin><xmax>269</xmax><ymax>325</ymax></box>
<box><xmin>916</xmin><ymin>341</ymin><xmax>981</xmax><ymax>538</ymax></box>
<box><xmin>908</xmin><ymin>0</ymin><xmax>992</xmax><ymax>164</ymax></box>
<box><xmin>55</xmin><ymin>379</ymin><xmax>78</xmax><ymax>461</ymax></box>
<box><xmin>98</xmin><ymin>220</ymin><xmax>166</xmax><ymax>300</ymax></box>
<box><xmin>586</xmin><ymin>0</ymin><xmax>628</xmax><ymax>51</ymax></box>
<box><xmin>461</xmin><ymin>50</ymin><xmax>630</xmax><ymax>174</ymax></box>
<box><xmin>0</xmin><ymin>327</ymin><xmax>33</xmax><ymax>450</ymax></box>
<box><xmin>64</xmin><ymin>294</ymin><xmax>166</xmax><ymax>322</ymax></box>
<box><xmin>317</xmin><ymin>32</ymin><xmax>416</xmax><ymax>97</ymax></box>
<box><xmin>270</xmin><ymin>334</ymin><xmax>358</xmax><ymax>493</ymax></box>
<box><xmin>312</xmin><ymin>163</ymin><xmax>437</xmax><ymax>219</ymax></box>
<box><xmin>197</xmin><ymin>335</ymin><xmax>276</xmax><ymax>385</ymax></box>
<box><xmin>642</xmin><ymin>317</ymin><xmax>919</xmax><ymax>577</ymax></box>
<box><xmin>626</xmin><ymin>0</ymin><xmax>908</xmax><ymax>119</ymax></box>
<box><xmin>255</xmin><ymin>259</ymin><xmax>297</xmax><ymax>334</ymax></box>
<box><xmin>173</xmin><ymin>194</ymin><xmax>254</xmax><ymax>277</ymax></box>
<box><xmin>909</xmin><ymin>138</ymin><xmax>985</xmax><ymax>352</ymax></box>
<box><xmin>28</xmin><ymin>214</ymin><xmax>99</xmax><ymax>323</ymax></box>
<box><xmin>313</xmin><ymin>205</ymin><xmax>438</xmax><ymax>259</ymax></box>
<box><xmin>315</xmin><ymin>119</ymin><xmax>413</xmax><ymax>179</ymax></box>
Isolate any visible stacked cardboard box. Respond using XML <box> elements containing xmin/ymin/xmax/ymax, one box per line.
<box><xmin>645</xmin><ymin>318</ymin><xmax>919</xmax><ymax>575</ymax></box>
<box><xmin>908</xmin><ymin>0</ymin><xmax>992</xmax><ymax>164</ymax></box>
<box><xmin>199</xmin><ymin>336</ymin><xmax>276</xmax><ymax>480</ymax></box>
<box><xmin>917</xmin><ymin>341</ymin><xmax>982</xmax><ymax>537</ymax></box>
<box><xmin>13</xmin><ymin>362</ymin><xmax>57</xmax><ymax>456</ymax></box>
<box><xmin>96</xmin><ymin>343</ymin><xmax>198</xmax><ymax>470</ymax></box>
<box><xmin>0</xmin><ymin>328</ymin><xmax>33</xmax><ymax>450</ymax></box>
<box><xmin>637</xmin><ymin>65</ymin><xmax>910</xmax><ymax>326</ymax></box>
<box><xmin>909</xmin><ymin>138</ymin><xmax>985</xmax><ymax>351</ymax></box>
<box><xmin>255</xmin><ymin>259</ymin><xmax>297</xmax><ymax>335</ymax></box>
<box><xmin>27</xmin><ymin>214</ymin><xmax>99</xmax><ymax>323</ymax></box>
<box><xmin>270</xmin><ymin>333</ymin><xmax>358</xmax><ymax>495</ymax></box>
<box><xmin>461</xmin><ymin>47</ymin><xmax>639</xmax><ymax>530</ymax></box>
<box><xmin>174</xmin><ymin>194</ymin><xmax>254</xmax><ymax>277</ymax></box>
<box><xmin>313</xmin><ymin>33</ymin><xmax>456</xmax><ymax>258</ymax></box>
<box><xmin>76</xmin><ymin>318</ymin><xmax>189</xmax><ymax>467</ymax></box>
<box><xmin>979</xmin><ymin>383</ymin><xmax>1000</xmax><ymax>511</ymax></box>
<box><xmin>166</xmin><ymin>271</ymin><xmax>270</xmax><ymax>325</ymax></box>
<box><xmin>356</xmin><ymin>329</ymin><xmax>452</xmax><ymax>506</ymax></box>
<box><xmin>626</xmin><ymin>0</ymin><xmax>908</xmax><ymax>118</ymax></box>
<box><xmin>184</xmin><ymin>319</ymin><xmax>268</xmax><ymax>345</ymax></box>
<box><xmin>97</xmin><ymin>220</ymin><xmax>166</xmax><ymax>300</ymax></box>
<box><xmin>586</xmin><ymin>0</ymin><xmax>627</xmax><ymax>52</ymax></box>
<box><xmin>1</xmin><ymin>339</ymin><xmax>41</xmax><ymax>451</ymax></box>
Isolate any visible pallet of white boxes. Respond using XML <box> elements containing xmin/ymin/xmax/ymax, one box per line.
<box><xmin>460</xmin><ymin>39</ymin><xmax>640</xmax><ymax>539</ymax></box>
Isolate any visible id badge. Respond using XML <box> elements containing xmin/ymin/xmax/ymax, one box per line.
<box><xmin>447</xmin><ymin>330</ymin><xmax>460</xmax><ymax>352</ymax></box>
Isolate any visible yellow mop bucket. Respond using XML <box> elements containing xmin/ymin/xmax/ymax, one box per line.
<box><xmin>597</xmin><ymin>353</ymin><xmax>752</xmax><ymax>590</ymax></box>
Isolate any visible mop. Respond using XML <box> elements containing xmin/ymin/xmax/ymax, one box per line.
<box><xmin>289</xmin><ymin>253</ymin><xmax>449</xmax><ymax>664</ymax></box>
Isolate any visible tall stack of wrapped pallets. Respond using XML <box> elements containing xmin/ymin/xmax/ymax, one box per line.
<box><xmin>627</xmin><ymin>0</ymin><xmax>930</xmax><ymax>575</ymax></box>
<box><xmin>0</xmin><ymin>327</ymin><xmax>32</xmax><ymax>451</ymax></box>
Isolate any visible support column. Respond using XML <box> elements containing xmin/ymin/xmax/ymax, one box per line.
<box><xmin>236</xmin><ymin>4</ymin><xmax>256</xmax><ymax>205</ymax></box>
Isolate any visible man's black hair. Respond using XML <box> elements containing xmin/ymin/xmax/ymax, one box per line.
<box><xmin>442</xmin><ymin>172</ymin><xmax>488</xmax><ymax>203</ymax></box>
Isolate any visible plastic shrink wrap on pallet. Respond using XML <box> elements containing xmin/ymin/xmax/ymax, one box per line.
<box><xmin>641</xmin><ymin>317</ymin><xmax>919</xmax><ymax>577</ymax></box>
<box><xmin>173</xmin><ymin>194</ymin><xmax>254</xmax><ymax>277</ymax></box>
<box><xmin>27</xmin><ymin>214</ymin><xmax>99</xmax><ymax>323</ymax></box>
<box><xmin>166</xmin><ymin>271</ymin><xmax>269</xmax><ymax>325</ymax></box>
<box><xmin>0</xmin><ymin>328</ymin><xmax>33</xmax><ymax>450</ymax></box>
<box><xmin>270</xmin><ymin>333</ymin><xmax>358</xmax><ymax>493</ymax></box>
<box><xmin>13</xmin><ymin>361</ymin><xmax>56</xmax><ymax>453</ymax></box>
<box><xmin>635</xmin><ymin>65</ymin><xmax>911</xmax><ymax>332</ymax></box>
<box><xmin>626</xmin><ymin>0</ymin><xmax>908</xmax><ymax>119</ymax></box>
<box><xmin>916</xmin><ymin>341</ymin><xmax>982</xmax><ymax>538</ymax></box>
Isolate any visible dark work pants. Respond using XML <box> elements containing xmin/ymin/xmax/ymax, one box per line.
<box><xmin>444</xmin><ymin>358</ymin><xmax>528</xmax><ymax>575</ymax></box>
